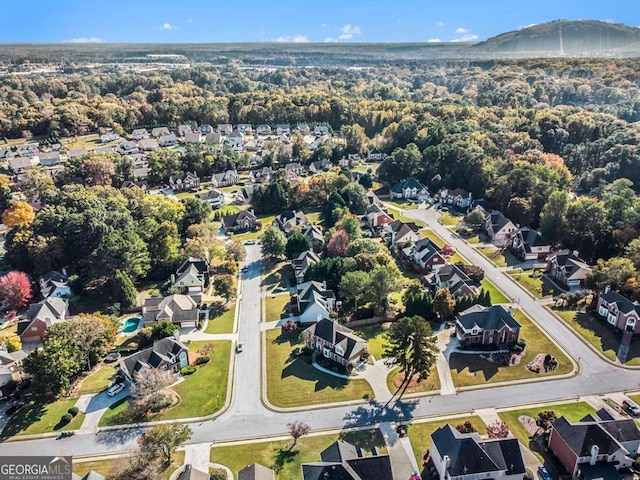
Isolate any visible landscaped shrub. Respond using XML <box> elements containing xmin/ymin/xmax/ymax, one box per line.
<box><xmin>517</xmin><ymin>339</ymin><xmax>526</xmax><ymax>348</ymax></box>
<box><xmin>68</xmin><ymin>406</ymin><xmax>79</xmax><ymax>416</ymax></box>
<box><xmin>195</xmin><ymin>356</ymin><xmax>210</xmax><ymax>365</ymax></box>
<box><xmin>148</xmin><ymin>393</ymin><xmax>172</xmax><ymax>412</ymax></box>
<box><xmin>210</xmin><ymin>468</ymin><xmax>227</xmax><ymax>480</ymax></box>
<box><xmin>61</xmin><ymin>413</ymin><xmax>73</xmax><ymax>424</ymax></box>
<box><xmin>511</xmin><ymin>344</ymin><xmax>523</xmax><ymax>354</ymax></box>
<box><xmin>181</xmin><ymin>365</ymin><xmax>197</xmax><ymax>375</ymax></box>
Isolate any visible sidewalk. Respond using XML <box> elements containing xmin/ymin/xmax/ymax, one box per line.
<box><xmin>435</xmin><ymin>328</ymin><xmax>456</xmax><ymax>396</ymax></box>
<box><xmin>380</xmin><ymin>422</ymin><xmax>419</xmax><ymax>480</ymax></box>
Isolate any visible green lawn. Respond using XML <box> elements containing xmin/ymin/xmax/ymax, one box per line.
<box><xmin>76</xmin><ymin>364</ymin><xmax>117</xmax><ymax>395</ymax></box>
<box><xmin>408</xmin><ymin>417</ymin><xmax>487</xmax><ymax>466</ymax></box>
<box><xmin>480</xmin><ymin>278</ymin><xmax>510</xmax><ymax>304</ymax></box>
<box><xmin>508</xmin><ymin>269</ymin><xmax>558</xmax><ymax>299</ymax></box>
<box><xmin>265</xmin><ymin>294</ymin><xmax>291</xmax><ymax>322</ymax></box>
<box><xmin>205</xmin><ymin>304</ymin><xmax>236</xmax><ymax>334</ymax></box>
<box><xmin>100</xmin><ymin>341</ymin><xmax>231</xmax><ymax>425</ymax></box>
<box><xmin>351</xmin><ymin>325</ymin><xmax>387</xmax><ymax>360</ymax></box>
<box><xmin>232</xmin><ymin>214</ymin><xmax>276</xmax><ymax>242</ymax></box>
<box><xmin>553</xmin><ymin>309</ymin><xmax>640</xmax><ymax>365</ymax></box>
<box><xmin>73</xmin><ymin>451</ymin><xmax>185</xmax><ymax>480</ymax></box>
<box><xmin>265</xmin><ymin>329</ymin><xmax>373</xmax><ymax>408</ymax></box>
<box><xmin>386</xmin><ymin>366</ymin><xmax>440</xmax><ymax>396</ymax></box>
<box><xmin>306</xmin><ymin>210</ymin><xmax>323</xmax><ymax>226</ymax></box>
<box><xmin>262</xmin><ymin>260</ymin><xmax>290</xmax><ymax>290</ymax></box>
<box><xmin>448</xmin><ymin>252</ymin><xmax>469</xmax><ymax>265</ymax></box>
<box><xmin>386</xmin><ymin>206</ymin><xmax>423</xmax><ymax>226</ymax></box>
<box><xmin>0</xmin><ymin>323</ymin><xmax>17</xmax><ymax>341</ymax></box>
<box><xmin>421</xmin><ymin>229</ymin><xmax>446</xmax><ymax>248</ymax></box>
<box><xmin>476</xmin><ymin>246</ymin><xmax>507</xmax><ymax>267</ymax></box>
<box><xmin>2</xmin><ymin>396</ymin><xmax>86</xmax><ymax>437</ymax></box>
<box><xmin>449</xmin><ymin>309</ymin><xmax>573</xmax><ymax>387</ymax></box>
<box><xmin>440</xmin><ymin>212</ymin><xmax>462</xmax><ymax>226</ymax></box>
<box><xmin>211</xmin><ymin>429</ymin><xmax>386</xmax><ymax>480</ymax></box>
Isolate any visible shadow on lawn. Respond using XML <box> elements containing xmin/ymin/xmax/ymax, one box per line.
<box><xmin>272</xmin><ymin>332</ymin><xmax>301</xmax><ymax>347</ymax></box>
<box><xmin>557</xmin><ymin>309</ymin><xmax>621</xmax><ymax>354</ymax></box>
<box><xmin>281</xmin><ymin>357</ymin><xmax>349</xmax><ymax>392</ymax></box>
<box><xmin>342</xmin><ymin>398</ymin><xmax>419</xmax><ymax>439</ymax></box>
<box><xmin>448</xmin><ymin>352</ymin><xmax>500</xmax><ymax>381</ymax></box>
<box><xmin>0</xmin><ymin>394</ymin><xmax>49</xmax><ymax>438</ymax></box>
<box><xmin>339</xmin><ymin>428</ymin><xmax>387</xmax><ymax>451</ymax></box>
<box><xmin>271</xmin><ymin>446</ymin><xmax>299</xmax><ymax>472</ymax></box>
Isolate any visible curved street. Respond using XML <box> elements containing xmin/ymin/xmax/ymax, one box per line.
<box><xmin>1</xmin><ymin>208</ymin><xmax>638</xmax><ymax>459</ymax></box>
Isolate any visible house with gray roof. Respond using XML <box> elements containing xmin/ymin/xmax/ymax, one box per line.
<box><xmin>303</xmin><ymin>224</ymin><xmax>325</xmax><ymax>253</ymax></box>
<box><xmin>0</xmin><ymin>344</ymin><xmax>25</xmax><ymax>398</ymax></box>
<box><xmin>142</xmin><ymin>294</ymin><xmax>200</xmax><ymax>329</ymax></box>
<box><xmin>440</xmin><ymin>187</ymin><xmax>473</xmax><ymax>209</ymax></box>
<box><xmin>434</xmin><ymin>264</ymin><xmax>479</xmax><ymax>298</ymax></box>
<box><xmin>238</xmin><ymin>463</ymin><xmax>275</xmax><ymax>480</ymax></box>
<box><xmin>390</xmin><ymin>178</ymin><xmax>429</xmax><ymax>201</ymax></box>
<box><xmin>137</xmin><ymin>138</ymin><xmax>159</xmax><ymax>151</ymax></box>
<box><xmin>484</xmin><ymin>211</ymin><xmax>517</xmax><ymax>247</ymax></box>
<box><xmin>272</xmin><ymin>210</ymin><xmax>309</xmax><ymax>235</ymax></box>
<box><xmin>117</xmin><ymin>140</ymin><xmax>139</xmax><ymax>155</ymax></box>
<box><xmin>431</xmin><ymin>424</ymin><xmax>525</xmax><ymax>480</ymax></box>
<box><xmin>293</xmin><ymin>250</ymin><xmax>321</xmax><ymax>284</ymax></box>
<box><xmin>305</xmin><ymin>318</ymin><xmax>366</xmax><ymax>366</ymax></box>
<box><xmin>510</xmin><ymin>227</ymin><xmax>550</xmax><ymax>261</ymax></box>
<box><xmin>39</xmin><ymin>269</ymin><xmax>72</xmax><ymax>299</ymax></box>
<box><xmin>39</xmin><ymin>151</ymin><xmax>61</xmax><ymax>167</ymax></box>
<box><xmin>596</xmin><ymin>288</ymin><xmax>640</xmax><ymax>335</ymax></box>
<box><xmin>546</xmin><ymin>250</ymin><xmax>591</xmax><ymax>290</ymax></box>
<box><xmin>119</xmin><ymin>337</ymin><xmax>189</xmax><ymax>384</ymax></box>
<box><xmin>159</xmin><ymin>133</ymin><xmax>179</xmax><ymax>147</ymax></box>
<box><xmin>302</xmin><ymin>439</ymin><xmax>392</xmax><ymax>480</ymax></box>
<box><xmin>169</xmin><ymin>171</ymin><xmax>200</xmax><ymax>191</ymax></box>
<box><xmin>151</xmin><ymin>127</ymin><xmax>171</xmax><ymax>138</ymax></box>
<box><xmin>196</xmin><ymin>188</ymin><xmax>225</xmax><ymax>208</ymax></box>
<box><xmin>19</xmin><ymin>298</ymin><xmax>69</xmax><ymax>343</ymax></box>
<box><xmin>221</xmin><ymin>210</ymin><xmax>257</xmax><ymax>233</ymax></box>
<box><xmin>295</xmin><ymin>281</ymin><xmax>336</xmax><ymax>324</ymax></box>
<box><xmin>407</xmin><ymin>237</ymin><xmax>447</xmax><ymax>272</ymax></box>
<box><xmin>132</xmin><ymin>128</ymin><xmax>149</xmax><ymax>141</ymax></box>
<box><xmin>386</xmin><ymin>219</ymin><xmax>420</xmax><ymax>248</ymax></box>
<box><xmin>72</xmin><ymin>471</ymin><xmax>105</xmax><ymax>480</ymax></box>
<box><xmin>455</xmin><ymin>305</ymin><xmax>520</xmax><ymax>349</ymax></box>
<box><xmin>8</xmin><ymin>156</ymin><xmax>36</xmax><ymax>173</ymax></box>
<box><xmin>211</xmin><ymin>169</ymin><xmax>239</xmax><ymax>188</ymax></box>
<box><xmin>171</xmin><ymin>257</ymin><xmax>209</xmax><ymax>298</ymax></box>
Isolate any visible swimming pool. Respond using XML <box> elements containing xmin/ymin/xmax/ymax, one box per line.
<box><xmin>122</xmin><ymin>317</ymin><xmax>141</xmax><ymax>333</ymax></box>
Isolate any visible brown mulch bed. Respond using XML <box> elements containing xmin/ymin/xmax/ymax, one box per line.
<box><xmin>392</xmin><ymin>372</ymin><xmax>423</xmax><ymax>389</ymax></box>
<box><xmin>527</xmin><ymin>353</ymin><xmax>547</xmax><ymax>373</ymax></box>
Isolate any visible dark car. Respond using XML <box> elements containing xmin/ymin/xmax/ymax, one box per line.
<box><xmin>538</xmin><ymin>465</ymin><xmax>553</xmax><ymax>480</ymax></box>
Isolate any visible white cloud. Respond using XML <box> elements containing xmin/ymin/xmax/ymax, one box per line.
<box><xmin>186</xmin><ymin>19</ymin><xmax>193</xmax><ymax>23</ymax></box>
<box><xmin>427</xmin><ymin>38</ymin><xmax>442</xmax><ymax>43</ymax></box>
<box><xmin>65</xmin><ymin>37</ymin><xmax>104</xmax><ymax>43</ymax></box>
<box><xmin>340</xmin><ymin>24</ymin><xmax>362</xmax><ymax>35</ymax></box>
<box><xmin>452</xmin><ymin>34</ymin><xmax>478</xmax><ymax>42</ymax></box>
<box><xmin>338</xmin><ymin>34</ymin><xmax>353</xmax><ymax>40</ymax></box>
<box><xmin>455</xmin><ymin>27</ymin><xmax>469</xmax><ymax>34</ymax></box>
<box><xmin>436</xmin><ymin>21</ymin><xmax>445</xmax><ymax>27</ymax></box>
<box><xmin>320</xmin><ymin>23</ymin><xmax>327</xmax><ymax>28</ymax></box>
<box><xmin>160</xmin><ymin>23</ymin><xmax>177</xmax><ymax>31</ymax></box>
<box><xmin>276</xmin><ymin>35</ymin><xmax>309</xmax><ymax>43</ymax></box>
<box><xmin>324</xmin><ymin>37</ymin><xmax>338</xmax><ymax>43</ymax></box>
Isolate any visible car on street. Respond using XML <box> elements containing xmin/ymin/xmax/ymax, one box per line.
<box><xmin>272</xmin><ymin>286</ymin><xmax>287</xmax><ymax>293</ymax></box>
<box><xmin>538</xmin><ymin>465</ymin><xmax>552</xmax><ymax>480</ymax></box>
<box><xmin>107</xmin><ymin>383</ymin><xmax>125</xmax><ymax>397</ymax></box>
<box><xmin>236</xmin><ymin>342</ymin><xmax>244</xmax><ymax>353</ymax></box>
<box><xmin>623</xmin><ymin>398</ymin><xmax>640</xmax><ymax>416</ymax></box>
<box><xmin>244</xmin><ymin>240</ymin><xmax>256</xmax><ymax>245</ymax></box>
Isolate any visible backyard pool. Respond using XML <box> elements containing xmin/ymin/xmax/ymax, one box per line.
<box><xmin>122</xmin><ymin>317</ymin><xmax>141</xmax><ymax>333</ymax></box>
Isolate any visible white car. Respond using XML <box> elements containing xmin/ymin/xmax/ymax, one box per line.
<box><xmin>236</xmin><ymin>343</ymin><xmax>244</xmax><ymax>353</ymax></box>
<box><xmin>107</xmin><ymin>383</ymin><xmax>125</xmax><ymax>397</ymax></box>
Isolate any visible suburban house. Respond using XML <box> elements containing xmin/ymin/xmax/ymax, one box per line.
<box><xmin>196</xmin><ymin>189</ymin><xmax>225</xmax><ymax>208</ymax></box>
<box><xmin>100</xmin><ymin>133</ymin><xmax>119</xmax><ymax>143</ymax></box>
<box><xmin>132</xmin><ymin>129</ymin><xmax>149</xmax><ymax>140</ymax></box>
<box><xmin>225</xmin><ymin>131</ymin><xmax>244</xmax><ymax>149</ymax></box>
<box><xmin>137</xmin><ymin>138</ymin><xmax>159</xmax><ymax>151</ymax></box>
<box><xmin>272</xmin><ymin>210</ymin><xmax>309</xmax><ymax>234</ymax></box>
<box><xmin>211</xmin><ymin>169</ymin><xmax>239</xmax><ymax>188</ymax></box>
<box><xmin>238</xmin><ymin>185</ymin><xmax>254</xmax><ymax>204</ymax></box>
<box><xmin>159</xmin><ymin>133</ymin><xmax>179</xmax><ymax>147</ymax></box>
<box><xmin>217</xmin><ymin>124</ymin><xmax>233</xmax><ymax>135</ymax></box>
<box><xmin>68</xmin><ymin>148</ymin><xmax>88</xmax><ymax>159</ymax></box>
<box><xmin>295</xmin><ymin>281</ymin><xmax>336</xmax><ymax>324</ymax></box>
<box><xmin>119</xmin><ymin>337</ymin><xmax>189</xmax><ymax>384</ymax></box>
<box><xmin>456</xmin><ymin>305</ymin><xmax>521</xmax><ymax>348</ymax></box>
<box><xmin>313</xmin><ymin>125</ymin><xmax>330</xmax><ymax>136</ymax></box>
<box><xmin>367</xmin><ymin>190</ymin><xmax>382</xmax><ymax>207</ymax></box>
<box><xmin>205</xmin><ymin>132</ymin><xmax>222</xmax><ymax>144</ymax></box>
<box><xmin>304</xmin><ymin>318</ymin><xmax>366</xmax><ymax>366</ymax></box>
<box><xmin>430</xmin><ymin>424</ymin><xmax>526</xmax><ymax>480</ymax></box>
<box><xmin>546</xmin><ymin>250</ymin><xmax>592</xmax><ymax>290</ymax></box>
<box><xmin>177</xmin><ymin>466</ymin><xmax>209</xmax><ymax>480</ymax></box>
<box><xmin>8</xmin><ymin>156</ymin><xmax>37</xmax><ymax>173</ymax></box>
<box><xmin>151</xmin><ymin>127</ymin><xmax>170</xmax><ymax>138</ymax></box>
<box><xmin>177</xmin><ymin>124</ymin><xmax>193</xmax><ymax>136</ymax></box>
<box><xmin>390</xmin><ymin>178</ymin><xmax>430</xmax><ymax>201</ymax></box>
<box><xmin>434</xmin><ymin>264</ymin><xmax>479</xmax><ymax>297</ymax></box>
<box><xmin>510</xmin><ymin>228</ymin><xmax>551</xmax><ymax>261</ymax></box>
<box><xmin>0</xmin><ymin>345</ymin><xmax>25</xmax><ymax>398</ymax></box>
<box><xmin>18</xmin><ymin>298</ymin><xmax>69</xmax><ymax>343</ymax></box>
<box><xmin>249</xmin><ymin>166</ymin><xmax>274</xmax><ymax>184</ymax></box>
<box><xmin>407</xmin><ymin>238</ymin><xmax>447</xmax><ymax>272</ymax></box>
<box><xmin>17</xmin><ymin>143</ymin><xmax>39</xmax><ymax>157</ymax></box>
<box><xmin>276</xmin><ymin>124</ymin><xmax>291</xmax><ymax>136</ymax></box>
<box><xmin>118</xmin><ymin>140</ymin><xmax>139</xmax><ymax>155</ymax></box>
<box><xmin>284</xmin><ymin>162</ymin><xmax>304</xmax><ymax>176</ymax></box>
<box><xmin>302</xmin><ymin>440</ymin><xmax>392</xmax><ymax>480</ymax></box>
<box><xmin>297</xmin><ymin>124</ymin><xmax>311</xmax><ymax>135</ymax></box>
<box><xmin>0</xmin><ymin>148</ymin><xmax>13</xmax><ymax>161</ymax></box>
<box><xmin>364</xmin><ymin>204</ymin><xmax>394</xmax><ymax>229</ymax></box>
<box><xmin>440</xmin><ymin>187</ymin><xmax>473</xmax><ymax>209</ymax></box>
<box><xmin>171</xmin><ymin>257</ymin><xmax>209</xmax><ymax>297</ymax></box>
<box><xmin>39</xmin><ymin>152</ymin><xmax>61</xmax><ymax>167</ymax></box>
<box><xmin>142</xmin><ymin>294</ymin><xmax>200</xmax><ymax>329</ymax></box>
<box><xmin>39</xmin><ymin>269</ymin><xmax>72</xmax><ymax>299</ymax></box>
<box><xmin>256</xmin><ymin>125</ymin><xmax>271</xmax><ymax>136</ymax></box>
<box><xmin>484</xmin><ymin>212</ymin><xmax>517</xmax><ymax>247</ymax></box>
<box><xmin>237</xmin><ymin>124</ymin><xmax>253</xmax><ymax>135</ymax></box>
<box><xmin>303</xmin><ymin>224</ymin><xmax>325</xmax><ymax>252</ymax></box>
<box><xmin>385</xmin><ymin>220</ymin><xmax>420</xmax><ymax>248</ymax></box>
<box><xmin>309</xmin><ymin>159</ymin><xmax>332</xmax><ymax>173</ymax></box>
<box><xmin>549</xmin><ymin>416</ymin><xmax>640</xmax><ymax>480</ymax></box>
<box><xmin>238</xmin><ymin>463</ymin><xmax>275</xmax><ymax>480</ymax></box>
<box><xmin>367</xmin><ymin>148</ymin><xmax>386</xmax><ymax>162</ymax></box>
<box><xmin>596</xmin><ymin>288</ymin><xmax>640</xmax><ymax>334</ymax></box>
<box><xmin>169</xmin><ymin>172</ymin><xmax>200</xmax><ymax>191</ymax></box>
<box><xmin>292</xmin><ymin>250</ymin><xmax>321</xmax><ymax>284</ymax></box>
<box><xmin>120</xmin><ymin>180</ymin><xmax>149</xmax><ymax>192</ymax></box>
<box><xmin>184</xmin><ymin>132</ymin><xmax>202</xmax><ymax>144</ymax></box>
<box><xmin>221</xmin><ymin>210</ymin><xmax>257</xmax><ymax>233</ymax></box>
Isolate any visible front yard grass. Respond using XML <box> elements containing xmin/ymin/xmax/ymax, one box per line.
<box><xmin>76</xmin><ymin>363</ymin><xmax>117</xmax><ymax>395</ymax></box>
<box><xmin>449</xmin><ymin>309</ymin><xmax>573</xmax><ymax>387</ymax></box>
<box><xmin>211</xmin><ymin>429</ymin><xmax>386</xmax><ymax>480</ymax></box>
<box><xmin>100</xmin><ymin>340</ymin><xmax>231</xmax><ymax>425</ymax></box>
<box><xmin>439</xmin><ymin>212</ymin><xmax>462</xmax><ymax>226</ymax></box>
<box><xmin>2</xmin><ymin>396</ymin><xmax>85</xmax><ymax>437</ymax></box>
<box><xmin>552</xmin><ymin>308</ymin><xmax>640</xmax><ymax>365</ymax></box>
<box><xmin>508</xmin><ymin>269</ymin><xmax>558</xmax><ymax>299</ymax></box>
<box><xmin>205</xmin><ymin>304</ymin><xmax>236</xmax><ymax>334</ymax></box>
<box><xmin>421</xmin><ymin>229</ymin><xmax>445</xmax><ymax>248</ymax></box>
<box><xmin>350</xmin><ymin>325</ymin><xmax>387</xmax><ymax>360</ymax></box>
<box><xmin>262</xmin><ymin>260</ymin><xmax>290</xmax><ymax>290</ymax></box>
<box><xmin>387</xmin><ymin>205</ymin><xmax>424</xmax><ymax>226</ymax></box>
<box><xmin>480</xmin><ymin>278</ymin><xmax>510</xmax><ymax>304</ymax></box>
<box><xmin>386</xmin><ymin>366</ymin><xmax>440</xmax><ymax>396</ymax></box>
<box><xmin>265</xmin><ymin>294</ymin><xmax>291</xmax><ymax>322</ymax></box>
<box><xmin>448</xmin><ymin>252</ymin><xmax>469</xmax><ymax>265</ymax></box>
<box><xmin>476</xmin><ymin>246</ymin><xmax>507</xmax><ymax>267</ymax></box>
<box><xmin>232</xmin><ymin>214</ymin><xmax>276</xmax><ymax>242</ymax></box>
<box><xmin>73</xmin><ymin>451</ymin><xmax>185</xmax><ymax>480</ymax></box>
<box><xmin>265</xmin><ymin>329</ymin><xmax>373</xmax><ymax>408</ymax></box>
<box><xmin>408</xmin><ymin>417</ymin><xmax>487</xmax><ymax>466</ymax></box>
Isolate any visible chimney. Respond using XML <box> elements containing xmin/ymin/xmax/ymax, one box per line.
<box><xmin>439</xmin><ymin>455</ymin><xmax>450</xmax><ymax>480</ymax></box>
<box><xmin>604</xmin><ymin>285</ymin><xmax>611</xmax><ymax>294</ymax></box>
<box><xmin>590</xmin><ymin>445</ymin><xmax>599</xmax><ymax>465</ymax></box>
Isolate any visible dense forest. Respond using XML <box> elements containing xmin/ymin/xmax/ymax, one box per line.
<box><xmin>2</xmin><ymin>57</ymin><xmax>640</xmax><ymax>300</ymax></box>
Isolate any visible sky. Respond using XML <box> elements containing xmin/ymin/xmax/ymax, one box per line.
<box><xmin>2</xmin><ymin>0</ymin><xmax>639</xmax><ymax>44</ymax></box>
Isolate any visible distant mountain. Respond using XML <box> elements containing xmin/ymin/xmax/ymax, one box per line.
<box><xmin>474</xmin><ymin>20</ymin><xmax>640</xmax><ymax>55</ymax></box>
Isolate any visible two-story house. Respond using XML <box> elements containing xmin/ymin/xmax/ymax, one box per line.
<box><xmin>434</xmin><ymin>264</ymin><xmax>479</xmax><ymax>297</ymax></box>
<box><xmin>142</xmin><ymin>294</ymin><xmax>200</xmax><ymax>329</ymax></box>
<box><xmin>385</xmin><ymin>220</ymin><xmax>420</xmax><ymax>248</ymax></box>
<box><xmin>273</xmin><ymin>210</ymin><xmax>309</xmax><ymax>234</ymax></box>
<box><xmin>151</xmin><ymin>127</ymin><xmax>170</xmax><ymax>138</ymax></box>
<box><xmin>119</xmin><ymin>337</ymin><xmax>189</xmax><ymax>384</ymax></box>
<box><xmin>220</xmin><ymin>210</ymin><xmax>257</xmax><ymax>233</ymax></box>
<box><xmin>295</xmin><ymin>281</ymin><xmax>336</xmax><ymax>324</ymax></box>
<box><xmin>364</xmin><ymin>204</ymin><xmax>394</xmax><ymax>230</ymax></box>
<box><xmin>484</xmin><ymin>212</ymin><xmax>517</xmax><ymax>247</ymax></box>
<box><xmin>169</xmin><ymin>172</ymin><xmax>200</xmax><ymax>191</ymax></box>
<box><xmin>171</xmin><ymin>257</ymin><xmax>209</xmax><ymax>297</ymax></box>
<box><xmin>390</xmin><ymin>178</ymin><xmax>430</xmax><ymax>201</ymax></box>
<box><xmin>132</xmin><ymin>129</ymin><xmax>150</xmax><ymax>141</ymax></box>
<box><xmin>431</xmin><ymin>424</ymin><xmax>525</xmax><ymax>480</ymax></box>
<box><xmin>510</xmin><ymin>228</ymin><xmax>551</xmax><ymax>261</ymax></box>
<box><xmin>217</xmin><ymin>124</ymin><xmax>233</xmax><ymax>135</ymax></box>
<box><xmin>301</xmin><ymin>440</ymin><xmax>392</xmax><ymax>480</ymax></box>
<box><xmin>546</xmin><ymin>250</ymin><xmax>592</xmax><ymax>290</ymax></box>
<box><xmin>39</xmin><ymin>269</ymin><xmax>72</xmax><ymax>299</ymax></box>
<box><xmin>196</xmin><ymin>189</ymin><xmax>225</xmax><ymax>208</ymax></box>
<box><xmin>256</xmin><ymin>124</ymin><xmax>271</xmax><ymax>136</ymax></box>
<box><xmin>211</xmin><ymin>170</ymin><xmax>239</xmax><ymax>188</ymax></box>
<box><xmin>408</xmin><ymin>238</ymin><xmax>447</xmax><ymax>272</ymax></box>
<box><xmin>455</xmin><ymin>305</ymin><xmax>521</xmax><ymax>349</ymax></box>
<box><xmin>159</xmin><ymin>133</ymin><xmax>179</xmax><ymax>147</ymax></box>
<box><xmin>303</xmin><ymin>224</ymin><xmax>325</xmax><ymax>253</ymax></box>
<box><xmin>440</xmin><ymin>187</ymin><xmax>473</xmax><ymax>209</ymax></box>
<box><xmin>18</xmin><ymin>298</ymin><xmax>69</xmax><ymax>343</ymax></box>
<box><xmin>292</xmin><ymin>251</ymin><xmax>321</xmax><ymax>284</ymax></box>
<box><xmin>118</xmin><ymin>140</ymin><xmax>140</xmax><ymax>155</ymax></box>
<box><xmin>138</xmin><ymin>138</ymin><xmax>159</xmax><ymax>151</ymax></box>
<box><xmin>596</xmin><ymin>288</ymin><xmax>640</xmax><ymax>334</ymax></box>
<box><xmin>304</xmin><ymin>318</ymin><xmax>366</xmax><ymax>366</ymax></box>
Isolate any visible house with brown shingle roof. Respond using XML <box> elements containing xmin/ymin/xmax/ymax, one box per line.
<box><xmin>142</xmin><ymin>294</ymin><xmax>200</xmax><ymax>329</ymax></box>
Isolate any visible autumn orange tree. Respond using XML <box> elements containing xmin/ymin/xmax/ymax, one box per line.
<box><xmin>2</xmin><ymin>201</ymin><xmax>35</xmax><ymax>228</ymax></box>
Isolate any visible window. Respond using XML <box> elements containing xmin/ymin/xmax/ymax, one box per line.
<box><xmin>335</xmin><ymin>346</ymin><xmax>344</xmax><ymax>356</ymax></box>
<box><xmin>323</xmin><ymin>348</ymin><xmax>331</xmax><ymax>358</ymax></box>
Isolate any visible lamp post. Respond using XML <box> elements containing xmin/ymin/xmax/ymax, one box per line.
<box><xmin>216</xmin><ymin>394</ymin><xmax>220</xmax><ymax>410</ymax></box>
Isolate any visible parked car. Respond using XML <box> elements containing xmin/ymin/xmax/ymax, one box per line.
<box><xmin>107</xmin><ymin>383</ymin><xmax>125</xmax><ymax>397</ymax></box>
<box><xmin>244</xmin><ymin>240</ymin><xmax>256</xmax><ymax>245</ymax></box>
<box><xmin>538</xmin><ymin>465</ymin><xmax>552</xmax><ymax>480</ymax></box>
<box><xmin>236</xmin><ymin>342</ymin><xmax>244</xmax><ymax>353</ymax></box>
<box><xmin>623</xmin><ymin>398</ymin><xmax>640</xmax><ymax>416</ymax></box>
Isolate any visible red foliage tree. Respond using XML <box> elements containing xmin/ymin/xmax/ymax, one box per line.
<box><xmin>487</xmin><ymin>420</ymin><xmax>510</xmax><ymax>439</ymax></box>
<box><xmin>0</xmin><ymin>271</ymin><xmax>32</xmax><ymax>310</ymax></box>
<box><xmin>327</xmin><ymin>230</ymin><xmax>350</xmax><ymax>257</ymax></box>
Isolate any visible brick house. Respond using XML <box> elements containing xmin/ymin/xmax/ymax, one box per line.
<box><xmin>304</xmin><ymin>318</ymin><xmax>366</xmax><ymax>366</ymax></box>
<box><xmin>18</xmin><ymin>298</ymin><xmax>69</xmax><ymax>343</ymax></box>
<box><xmin>221</xmin><ymin>210</ymin><xmax>257</xmax><ymax>233</ymax></box>
<box><xmin>455</xmin><ymin>305</ymin><xmax>521</xmax><ymax>349</ymax></box>
<box><xmin>119</xmin><ymin>337</ymin><xmax>189</xmax><ymax>384</ymax></box>
<box><xmin>407</xmin><ymin>237</ymin><xmax>447</xmax><ymax>272</ymax></box>
<box><xmin>510</xmin><ymin>227</ymin><xmax>550</xmax><ymax>261</ymax></box>
<box><xmin>596</xmin><ymin>288</ymin><xmax>640</xmax><ymax>334</ymax></box>
<box><xmin>364</xmin><ymin>204</ymin><xmax>394</xmax><ymax>229</ymax></box>
<box><xmin>440</xmin><ymin>187</ymin><xmax>473</xmax><ymax>209</ymax></box>
<box><xmin>549</xmin><ymin>416</ymin><xmax>640</xmax><ymax>479</ymax></box>
<box><xmin>546</xmin><ymin>250</ymin><xmax>592</xmax><ymax>290</ymax></box>
<box><xmin>434</xmin><ymin>264</ymin><xmax>479</xmax><ymax>297</ymax></box>
<box><xmin>169</xmin><ymin>172</ymin><xmax>200</xmax><ymax>191</ymax></box>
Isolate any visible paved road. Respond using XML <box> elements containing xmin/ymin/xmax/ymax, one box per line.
<box><xmin>2</xmin><ymin>222</ymin><xmax>640</xmax><ymax>458</ymax></box>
